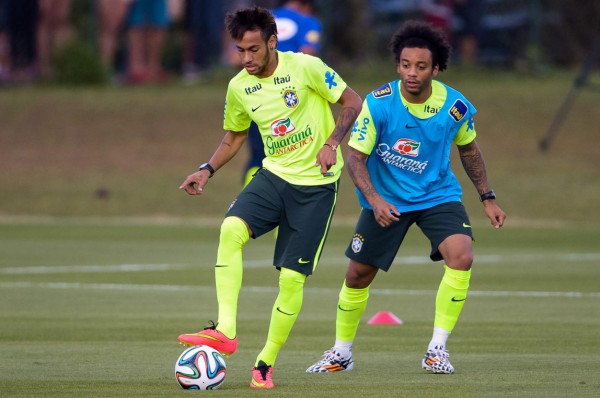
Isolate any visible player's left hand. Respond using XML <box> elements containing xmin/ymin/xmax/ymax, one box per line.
<box><xmin>316</xmin><ymin>144</ymin><xmax>337</xmax><ymax>175</ymax></box>
<box><xmin>483</xmin><ymin>201</ymin><xmax>506</xmax><ymax>228</ymax></box>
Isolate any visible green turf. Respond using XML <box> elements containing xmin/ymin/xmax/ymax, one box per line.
<box><xmin>1</xmin><ymin>221</ymin><xmax>599</xmax><ymax>397</ymax></box>
<box><xmin>1</xmin><ymin>68</ymin><xmax>599</xmax><ymax>224</ymax></box>
<box><xmin>1</xmin><ymin>64</ymin><xmax>599</xmax><ymax>396</ymax></box>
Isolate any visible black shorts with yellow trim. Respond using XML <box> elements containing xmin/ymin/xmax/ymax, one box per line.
<box><xmin>227</xmin><ymin>168</ymin><xmax>338</xmax><ymax>276</ymax></box>
<box><xmin>345</xmin><ymin>201</ymin><xmax>473</xmax><ymax>271</ymax></box>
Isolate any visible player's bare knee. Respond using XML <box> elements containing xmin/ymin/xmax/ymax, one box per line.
<box><xmin>345</xmin><ymin>262</ymin><xmax>377</xmax><ymax>288</ymax></box>
<box><xmin>445</xmin><ymin>252</ymin><xmax>473</xmax><ymax>270</ymax></box>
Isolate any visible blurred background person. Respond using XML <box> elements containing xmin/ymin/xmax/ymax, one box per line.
<box><xmin>36</xmin><ymin>0</ymin><xmax>72</xmax><ymax>79</ymax></box>
<box><xmin>97</xmin><ymin>0</ymin><xmax>134</xmax><ymax>75</ymax></box>
<box><xmin>243</xmin><ymin>0</ymin><xmax>322</xmax><ymax>185</ymax></box>
<box><xmin>453</xmin><ymin>0</ymin><xmax>483</xmax><ymax>67</ymax></box>
<box><xmin>0</xmin><ymin>0</ymin><xmax>9</xmax><ymax>81</ymax></box>
<box><xmin>274</xmin><ymin>0</ymin><xmax>321</xmax><ymax>55</ymax></box>
<box><xmin>5</xmin><ymin>0</ymin><xmax>38</xmax><ymax>83</ymax></box>
<box><xmin>180</xmin><ymin>0</ymin><xmax>241</xmax><ymax>84</ymax></box>
<box><xmin>125</xmin><ymin>0</ymin><xmax>170</xmax><ymax>84</ymax></box>
<box><xmin>418</xmin><ymin>0</ymin><xmax>453</xmax><ymax>43</ymax></box>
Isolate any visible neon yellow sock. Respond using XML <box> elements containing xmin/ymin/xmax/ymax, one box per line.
<box><xmin>434</xmin><ymin>265</ymin><xmax>471</xmax><ymax>332</ymax></box>
<box><xmin>214</xmin><ymin>216</ymin><xmax>249</xmax><ymax>339</ymax></box>
<box><xmin>256</xmin><ymin>267</ymin><xmax>306</xmax><ymax>367</ymax></box>
<box><xmin>336</xmin><ymin>281</ymin><xmax>369</xmax><ymax>342</ymax></box>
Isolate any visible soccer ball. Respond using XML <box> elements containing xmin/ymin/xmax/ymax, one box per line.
<box><xmin>175</xmin><ymin>345</ymin><xmax>227</xmax><ymax>390</ymax></box>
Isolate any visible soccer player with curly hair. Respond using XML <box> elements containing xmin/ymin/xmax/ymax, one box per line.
<box><xmin>307</xmin><ymin>20</ymin><xmax>506</xmax><ymax>375</ymax></box>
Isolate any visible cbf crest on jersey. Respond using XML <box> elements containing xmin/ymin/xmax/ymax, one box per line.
<box><xmin>448</xmin><ymin>99</ymin><xmax>468</xmax><ymax>122</ymax></box>
<box><xmin>281</xmin><ymin>86</ymin><xmax>299</xmax><ymax>108</ymax></box>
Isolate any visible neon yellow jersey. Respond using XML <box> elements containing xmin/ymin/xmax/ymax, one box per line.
<box><xmin>224</xmin><ymin>51</ymin><xmax>347</xmax><ymax>185</ymax></box>
<box><xmin>401</xmin><ymin>81</ymin><xmax>476</xmax><ymax>145</ymax></box>
<box><xmin>351</xmin><ymin>80</ymin><xmax>476</xmax><ymax>153</ymax></box>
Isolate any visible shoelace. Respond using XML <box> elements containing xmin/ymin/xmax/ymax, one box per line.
<box><xmin>203</xmin><ymin>320</ymin><xmax>218</xmax><ymax>330</ymax></box>
<box><xmin>321</xmin><ymin>349</ymin><xmax>346</xmax><ymax>364</ymax></box>
<box><xmin>432</xmin><ymin>348</ymin><xmax>450</xmax><ymax>360</ymax></box>
<box><xmin>255</xmin><ymin>362</ymin><xmax>272</xmax><ymax>381</ymax></box>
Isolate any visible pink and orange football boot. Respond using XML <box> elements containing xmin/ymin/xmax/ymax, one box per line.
<box><xmin>178</xmin><ymin>321</ymin><xmax>238</xmax><ymax>356</ymax></box>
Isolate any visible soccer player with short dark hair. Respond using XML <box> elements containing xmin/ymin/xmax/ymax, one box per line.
<box><xmin>306</xmin><ymin>20</ymin><xmax>506</xmax><ymax>375</ymax></box>
<box><xmin>178</xmin><ymin>6</ymin><xmax>362</xmax><ymax>389</ymax></box>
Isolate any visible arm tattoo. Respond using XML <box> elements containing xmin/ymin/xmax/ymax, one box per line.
<box><xmin>331</xmin><ymin>106</ymin><xmax>359</xmax><ymax>144</ymax></box>
<box><xmin>458</xmin><ymin>141</ymin><xmax>490</xmax><ymax>195</ymax></box>
<box><xmin>346</xmin><ymin>149</ymin><xmax>379</xmax><ymax>202</ymax></box>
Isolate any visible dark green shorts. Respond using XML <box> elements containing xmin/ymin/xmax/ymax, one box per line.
<box><xmin>345</xmin><ymin>201</ymin><xmax>474</xmax><ymax>271</ymax></box>
<box><xmin>227</xmin><ymin>169</ymin><xmax>338</xmax><ymax>275</ymax></box>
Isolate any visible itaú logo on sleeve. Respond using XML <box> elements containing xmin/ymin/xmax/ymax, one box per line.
<box><xmin>392</xmin><ymin>138</ymin><xmax>420</xmax><ymax>156</ymax></box>
<box><xmin>271</xmin><ymin>118</ymin><xmax>296</xmax><ymax>137</ymax></box>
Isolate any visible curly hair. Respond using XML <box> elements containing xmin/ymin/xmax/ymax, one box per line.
<box><xmin>389</xmin><ymin>20</ymin><xmax>451</xmax><ymax>71</ymax></box>
<box><xmin>225</xmin><ymin>6</ymin><xmax>278</xmax><ymax>43</ymax></box>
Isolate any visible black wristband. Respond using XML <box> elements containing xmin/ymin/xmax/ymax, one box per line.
<box><xmin>198</xmin><ymin>162</ymin><xmax>215</xmax><ymax>178</ymax></box>
<box><xmin>479</xmin><ymin>189</ymin><xmax>496</xmax><ymax>202</ymax></box>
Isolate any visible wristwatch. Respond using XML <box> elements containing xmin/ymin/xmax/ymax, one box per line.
<box><xmin>479</xmin><ymin>189</ymin><xmax>496</xmax><ymax>202</ymax></box>
<box><xmin>198</xmin><ymin>162</ymin><xmax>215</xmax><ymax>178</ymax></box>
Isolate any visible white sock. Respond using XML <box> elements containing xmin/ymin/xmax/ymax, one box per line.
<box><xmin>428</xmin><ymin>326</ymin><xmax>451</xmax><ymax>351</ymax></box>
<box><xmin>333</xmin><ymin>339</ymin><xmax>353</xmax><ymax>356</ymax></box>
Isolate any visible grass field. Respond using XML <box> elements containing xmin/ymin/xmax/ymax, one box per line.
<box><xmin>1</xmin><ymin>67</ymin><xmax>600</xmax><ymax>224</ymax></box>
<box><xmin>1</xmin><ymin>66</ymin><xmax>600</xmax><ymax>396</ymax></box>
<box><xmin>1</xmin><ymin>220</ymin><xmax>600</xmax><ymax>397</ymax></box>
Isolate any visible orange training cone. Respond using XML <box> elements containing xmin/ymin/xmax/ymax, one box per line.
<box><xmin>367</xmin><ymin>311</ymin><xmax>403</xmax><ymax>325</ymax></box>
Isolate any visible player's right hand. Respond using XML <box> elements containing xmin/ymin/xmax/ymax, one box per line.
<box><xmin>179</xmin><ymin>171</ymin><xmax>209</xmax><ymax>195</ymax></box>
<box><xmin>371</xmin><ymin>199</ymin><xmax>400</xmax><ymax>228</ymax></box>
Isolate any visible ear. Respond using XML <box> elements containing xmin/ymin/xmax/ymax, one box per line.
<box><xmin>432</xmin><ymin>64</ymin><xmax>439</xmax><ymax>77</ymax></box>
<box><xmin>268</xmin><ymin>35</ymin><xmax>277</xmax><ymax>50</ymax></box>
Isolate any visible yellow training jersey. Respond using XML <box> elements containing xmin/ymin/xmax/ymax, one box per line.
<box><xmin>224</xmin><ymin>51</ymin><xmax>347</xmax><ymax>185</ymax></box>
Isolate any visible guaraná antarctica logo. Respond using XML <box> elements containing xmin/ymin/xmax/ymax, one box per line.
<box><xmin>375</xmin><ymin>141</ymin><xmax>429</xmax><ymax>175</ymax></box>
<box><xmin>266</xmin><ymin>118</ymin><xmax>314</xmax><ymax>156</ymax></box>
<box><xmin>271</xmin><ymin>118</ymin><xmax>296</xmax><ymax>137</ymax></box>
<box><xmin>392</xmin><ymin>138</ymin><xmax>420</xmax><ymax>156</ymax></box>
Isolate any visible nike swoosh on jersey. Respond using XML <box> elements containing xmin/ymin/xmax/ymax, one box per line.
<box><xmin>251</xmin><ymin>105</ymin><xmax>262</xmax><ymax>112</ymax></box>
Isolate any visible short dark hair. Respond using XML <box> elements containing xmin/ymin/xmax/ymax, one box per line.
<box><xmin>225</xmin><ymin>6</ymin><xmax>278</xmax><ymax>43</ymax></box>
<box><xmin>389</xmin><ymin>20</ymin><xmax>451</xmax><ymax>71</ymax></box>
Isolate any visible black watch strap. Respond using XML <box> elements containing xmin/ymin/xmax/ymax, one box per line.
<box><xmin>198</xmin><ymin>162</ymin><xmax>215</xmax><ymax>178</ymax></box>
<box><xmin>480</xmin><ymin>189</ymin><xmax>496</xmax><ymax>202</ymax></box>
